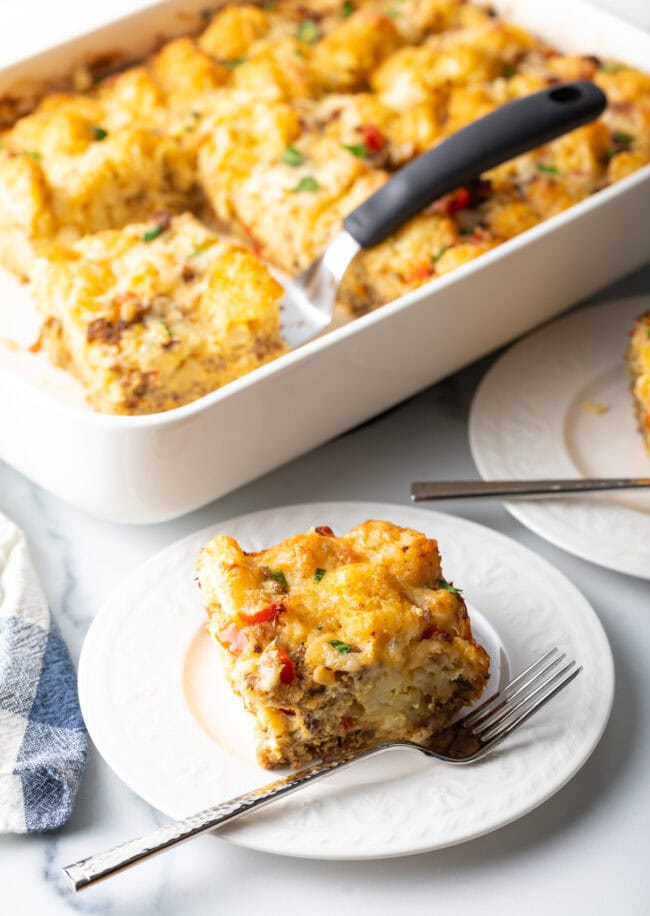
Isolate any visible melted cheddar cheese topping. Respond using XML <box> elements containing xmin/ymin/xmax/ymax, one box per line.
<box><xmin>197</xmin><ymin>520</ymin><xmax>489</xmax><ymax>768</ymax></box>
<box><xmin>31</xmin><ymin>213</ymin><xmax>285</xmax><ymax>414</ymax></box>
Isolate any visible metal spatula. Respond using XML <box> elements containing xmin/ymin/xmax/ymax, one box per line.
<box><xmin>280</xmin><ymin>80</ymin><xmax>606</xmax><ymax>347</ymax></box>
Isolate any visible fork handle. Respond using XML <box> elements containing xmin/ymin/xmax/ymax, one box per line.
<box><xmin>343</xmin><ymin>80</ymin><xmax>606</xmax><ymax>249</ymax></box>
<box><xmin>410</xmin><ymin>478</ymin><xmax>650</xmax><ymax>501</ymax></box>
<box><xmin>62</xmin><ymin>744</ymin><xmax>388</xmax><ymax>891</ymax></box>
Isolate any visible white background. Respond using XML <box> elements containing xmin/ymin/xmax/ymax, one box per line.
<box><xmin>0</xmin><ymin>2</ymin><xmax>649</xmax><ymax>914</ymax></box>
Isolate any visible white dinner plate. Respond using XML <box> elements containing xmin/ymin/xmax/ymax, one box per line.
<box><xmin>470</xmin><ymin>297</ymin><xmax>650</xmax><ymax>579</ymax></box>
<box><xmin>78</xmin><ymin>502</ymin><xmax>613</xmax><ymax>860</ymax></box>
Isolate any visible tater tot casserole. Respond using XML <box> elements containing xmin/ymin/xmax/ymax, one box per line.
<box><xmin>196</xmin><ymin>520</ymin><xmax>490</xmax><ymax>768</ymax></box>
<box><xmin>1</xmin><ymin>0</ymin><xmax>649</xmax><ymax>413</ymax></box>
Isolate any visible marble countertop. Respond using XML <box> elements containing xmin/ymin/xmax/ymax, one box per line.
<box><xmin>1</xmin><ymin>2</ymin><xmax>649</xmax><ymax>913</ymax></box>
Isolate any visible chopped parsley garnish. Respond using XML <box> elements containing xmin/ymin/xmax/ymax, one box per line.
<box><xmin>296</xmin><ymin>19</ymin><xmax>319</xmax><ymax>44</ymax></box>
<box><xmin>160</xmin><ymin>321</ymin><xmax>173</xmax><ymax>338</ymax></box>
<box><xmin>342</xmin><ymin>142</ymin><xmax>367</xmax><ymax>158</ymax></box>
<box><xmin>604</xmin><ymin>131</ymin><xmax>634</xmax><ymax>162</ymax></box>
<box><xmin>142</xmin><ymin>224</ymin><xmax>166</xmax><ymax>243</ymax></box>
<box><xmin>613</xmin><ymin>131</ymin><xmax>634</xmax><ymax>145</ymax></box>
<box><xmin>90</xmin><ymin>124</ymin><xmax>108</xmax><ymax>141</ymax></box>
<box><xmin>191</xmin><ymin>241</ymin><xmax>212</xmax><ymax>257</ymax></box>
<box><xmin>537</xmin><ymin>163</ymin><xmax>560</xmax><ymax>175</ymax></box>
<box><xmin>281</xmin><ymin>146</ymin><xmax>305</xmax><ymax>166</ymax></box>
<box><xmin>459</xmin><ymin>226</ymin><xmax>475</xmax><ymax>236</ymax></box>
<box><xmin>438</xmin><ymin>578</ymin><xmax>462</xmax><ymax>594</ymax></box>
<box><xmin>314</xmin><ymin>568</ymin><xmax>326</xmax><ymax>583</ymax></box>
<box><xmin>431</xmin><ymin>246</ymin><xmax>450</xmax><ymax>264</ymax></box>
<box><xmin>601</xmin><ymin>62</ymin><xmax>623</xmax><ymax>73</ymax></box>
<box><xmin>22</xmin><ymin>150</ymin><xmax>41</xmax><ymax>162</ymax></box>
<box><xmin>264</xmin><ymin>567</ymin><xmax>289</xmax><ymax>590</ymax></box>
<box><xmin>293</xmin><ymin>176</ymin><xmax>320</xmax><ymax>193</ymax></box>
<box><xmin>502</xmin><ymin>64</ymin><xmax>517</xmax><ymax>78</ymax></box>
<box><xmin>224</xmin><ymin>57</ymin><xmax>246</xmax><ymax>68</ymax></box>
<box><xmin>342</xmin><ymin>0</ymin><xmax>355</xmax><ymax>16</ymax></box>
<box><xmin>329</xmin><ymin>639</ymin><xmax>351</xmax><ymax>654</ymax></box>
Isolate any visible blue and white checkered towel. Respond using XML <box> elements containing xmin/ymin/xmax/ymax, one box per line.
<box><xmin>0</xmin><ymin>512</ymin><xmax>87</xmax><ymax>832</ymax></box>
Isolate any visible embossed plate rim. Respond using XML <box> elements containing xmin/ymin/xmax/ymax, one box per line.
<box><xmin>78</xmin><ymin>501</ymin><xmax>614</xmax><ymax>859</ymax></box>
<box><xmin>469</xmin><ymin>296</ymin><xmax>650</xmax><ymax>579</ymax></box>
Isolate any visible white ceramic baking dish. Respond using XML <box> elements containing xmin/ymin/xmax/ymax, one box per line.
<box><xmin>0</xmin><ymin>0</ymin><xmax>648</xmax><ymax>524</ymax></box>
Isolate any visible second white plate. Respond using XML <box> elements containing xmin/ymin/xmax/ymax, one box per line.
<box><xmin>470</xmin><ymin>296</ymin><xmax>650</xmax><ymax>579</ymax></box>
<box><xmin>78</xmin><ymin>502</ymin><xmax>613</xmax><ymax>859</ymax></box>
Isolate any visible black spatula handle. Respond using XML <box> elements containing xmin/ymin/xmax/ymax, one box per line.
<box><xmin>343</xmin><ymin>80</ymin><xmax>606</xmax><ymax>249</ymax></box>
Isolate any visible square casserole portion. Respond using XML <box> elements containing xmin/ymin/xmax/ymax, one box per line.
<box><xmin>196</xmin><ymin>520</ymin><xmax>489</xmax><ymax>768</ymax></box>
<box><xmin>30</xmin><ymin>212</ymin><xmax>286</xmax><ymax>414</ymax></box>
<box><xmin>627</xmin><ymin>311</ymin><xmax>650</xmax><ymax>455</ymax></box>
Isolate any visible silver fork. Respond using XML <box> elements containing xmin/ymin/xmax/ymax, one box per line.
<box><xmin>63</xmin><ymin>648</ymin><xmax>580</xmax><ymax>892</ymax></box>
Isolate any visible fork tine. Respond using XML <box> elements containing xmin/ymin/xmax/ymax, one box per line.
<box><xmin>477</xmin><ymin>660</ymin><xmax>577</xmax><ymax>741</ymax></box>
<box><xmin>477</xmin><ymin>661</ymin><xmax>581</xmax><ymax>746</ymax></box>
<box><xmin>473</xmin><ymin>665</ymin><xmax>582</xmax><ymax>760</ymax></box>
<box><xmin>468</xmin><ymin>653</ymin><xmax>568</xmax><ymax>732</ymax></box>
<box><xmin>459</xmin><ymin>648</ymin><xmax>560</xmax><ymax>728</ymax></box>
